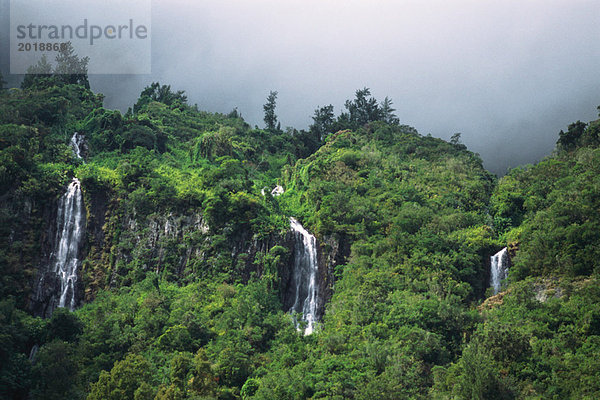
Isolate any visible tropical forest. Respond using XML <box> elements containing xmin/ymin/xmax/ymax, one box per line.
<box><xmin>1</xmin><ymin>49</ymin><xmax>600</xmax><ymax>400</ymax></box>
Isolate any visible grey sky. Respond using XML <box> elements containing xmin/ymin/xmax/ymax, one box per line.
<box><xmin>3</xmin><ymin>0</ymin><xmax>600</xmax><ymax>175</ymax></box>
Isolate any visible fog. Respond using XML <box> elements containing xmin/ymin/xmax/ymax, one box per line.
<box><xmin>3</xmin><ymin>0</ymin><xmax>600</xmax><ymax>175</ymax></box>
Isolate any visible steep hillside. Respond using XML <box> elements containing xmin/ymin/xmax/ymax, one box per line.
<box><xmin>1</xmin><ymin>76</ymin><xmax>600</xmax><ymax>400</ymax></box>
<box><xmin>432</xmin><ymin>118</ymin><xmax>600</xmax><ymax>399</ymax></box>
<box><xmin>253</xmin><ymin>122</ymin><xmax>498</xmax><ymax>399</ymax></box>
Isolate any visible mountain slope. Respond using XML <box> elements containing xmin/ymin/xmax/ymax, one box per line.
<box><xmin>1</xmin><ymin>80</ymin><xmax>600</xmax><ymax>399</ymax></box>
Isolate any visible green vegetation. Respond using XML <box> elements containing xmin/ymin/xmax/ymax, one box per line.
<box><xmin>491</xmin><ymin>118</ymin><xmax>600</xmax><ymax>280</ymax></box>
<box><xmin>252</xmin><ymin>122</ymin><xmax>496</xmax><ymax>399</ymax></box>
<box><xmin>1</xmin><ymin>64</ymin><xmax>600</xmax><ymax>399</ymax></box>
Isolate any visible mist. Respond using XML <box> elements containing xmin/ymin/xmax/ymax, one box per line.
<box><xmin>3</xmin><ymin>0</ymin><xmax>600</xmax><ymax>175</ymax></box>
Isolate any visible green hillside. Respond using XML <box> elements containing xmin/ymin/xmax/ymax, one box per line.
<box><xmin>1</xmin><ymin>69</ymin><xmax>600</xmax><ymax>400</ymax></box>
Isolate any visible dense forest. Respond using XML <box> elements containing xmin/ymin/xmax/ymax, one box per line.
<box><xmin>1</xmin><ymin>53</ymin><xmax>600</xmax><ymax>400</ymax></box>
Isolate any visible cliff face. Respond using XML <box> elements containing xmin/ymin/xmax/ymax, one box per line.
<box><xmin>0</xmin><ymin>186</ymin><xmax>86</xmax><ymax>317</ymax></box>
<box><xmin>110</xmin><ymin>211</ymin><xmax>209</xmax><ymax>282</ymax></box>
<box><xmin>0</xmin><ymin>186</ymin><xmax>64</xmax><ymax>314</ymax></box>
<box><xmin>27</xmin><ymin>189</ymin><xmax>331</xmax><ymax>319</ymax></box>
<box><xmin>13</xmin><ymin>172</ymin><xmax>340</xmax><ymax>324</ymax></box>
<box><xmin>26</xmin><ymin>197</ymin><xmax>61</xmax><ymax>316</ymax></box>
<box><xmin>275</xmin><ymin>228</ymin><xmax>344</xmax><ymax>324</ymax></box>
<box><xmin>80</xmin><ymin>188</ymin><xmax>338</xmax><ymax>317</ymax></box>
<box><xmin>317</xmin><ymin>232</ymin><xmax>349</xmax><ymax>319</ymax></box>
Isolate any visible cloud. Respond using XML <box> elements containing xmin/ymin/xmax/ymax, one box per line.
<box><xmin>4</xmin><ymin>0</ymin><xmax>600</xmax><ymax>174</ymax></box>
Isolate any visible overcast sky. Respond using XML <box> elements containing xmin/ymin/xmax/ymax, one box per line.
<box><xmin>2</xmin><ymin>0</ymin><xmax>600</xmax><ymax>175</ymax></box>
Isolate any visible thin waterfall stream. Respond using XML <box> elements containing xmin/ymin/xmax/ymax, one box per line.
<box><xmin>490</xmin><ymin>247</ymin><xmax>509</xmax><ymax>295</ymax></box>
<box><xmin>289</xmin><ymin>217</ymin><xmax>319</xmax><ymax>335</ymax></box>
<box><xmin>54</xmin><ymin>178</ymin><xmax>85</xmax><ymax>310</ymax></box>
<box><xmin>32</xmin><ymin>133</ymin><xmax>86</xmax><ymax>317</ymax></box>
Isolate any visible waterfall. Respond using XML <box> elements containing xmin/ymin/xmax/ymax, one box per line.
<box><xmin>53</xmin><ymin>178</ymin><xmax>85</xmax><ymax>310</ymax></box>
<box><xmin>29</xmin><ymin>134</ymin><xmax>86</xmax><ymax>360</ymax></box>
<box><xmin>48</xmin><ymin>132</ymin><xmax>85</xmax><ymax>310</ymax></box>
<box><xmin>70</xmin><ymin>132</ymin><xmax>85</xmax><ymax>161</ymax></box>
<box><xmin>490</xmin><ymin>247</ymin><xmax>509</xmax><ymax>295</ymax></box>
<box><xmin>32</xmin><ymin>177</ymin><xmax>85</xmax><ymax>316</ymax></box>
<box><xmin>29</xmin><ymin>344</ymin><xmax>39</xmax><ymax>361</ymax></box>
<box><xmin>70</xmin><ymin>132</ymin><xmax>83</xmax><ymax>160</ymax></box>
<box><xmin>289</xmin><ymin>217</ymin><xmax>319</xmax><ymax>335</ymax></box>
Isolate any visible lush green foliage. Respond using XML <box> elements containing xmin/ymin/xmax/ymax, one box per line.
<box><xmin>1</xmin><ymin>73</ymin><xmax>600</xmax><ymax>400</ymax></box>
<box><xmin>434</xmin><ymin>278</ymin><xmax>600</xmax><ymax>399</ymax></box>
<box><xmin>249</xmin><ymin>122</ymin><xmax>496</xmax><ymax>398</ymax></box>
<box><xmin>491</xmin><ymin>117</ymin><xmax>600</xmax><ymax>279</ymax></box>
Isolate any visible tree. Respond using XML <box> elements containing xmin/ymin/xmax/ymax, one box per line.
<box><xmin>20</xmin><ymin>43</ymin><xmax>89</xmax><ymax>89</ymax></box>
<box><xmin>21</xmin><ymin>54</ymin><xmax>54</xmax><ymax>90</ymax></box>
<box><xmin>142</xmin><ymin>82</ymin><xmax>187</xmax><ymax>106</ymax></box>
<box><xmin>189</xmin><ymin>349</ymin><xmax>217</xmax><ymax>397</ymax></box>
<box><xmin>133</xmin><ymin>82</ymin><xmax>188</xmax><ymax>113</ymax></box>
<box><xmin>263</xmin><ymin>90</ymin><xmax>279</xmax><ymax>131</ymax></box>
<box><xmin>0</xmin><ymin>71</ymin><xmax>6</xmax><ymax>89</ymax></box>
<box><xmin>44</xmin><ymin>307</ymin><xmax>83</xmax><ymax>343</ymax></box>
<box><xmin>557</xmin><ymin>120</ymin><xmax>587</xmax><ymax>151</ymax></box>
<box><xmin>310</xmin><ymin>104</ymin><xmax>335</xmax><ymax>141</ymax></box>
<box><xmin>450</xmin><ymin>132</ymin><xmax>462</xmax><ymax>145</ymax></box>
<box><xmin>155</xmin><ymin>354</ymin><xmax>192</xmax><ymax>400</ymax></box>
<box><xmin>583</xmin><ymin>120</ymin><xmax>600</xmax><ymax>147</ymax></box>
<box><xmin>442</xmin><ymin>341</ymin><xmax>514</xmax><ymax>400</ymax></box>
<box><xmin>30</xmin><ymin>341</ymin><xmax>80</xmax><ymax>400</ymax></box>
<box><xmin>380</xmin><ymin>97</ymin><xmax>399</xmax><ymax>125</ymax></box>
<box><xmin>120</xmin><ymin>125</ymin><xmax>167</xmax><ymax>153</ymax></box>
<box><xmin>87</xmin><ymin>354</ymin><xmax>154</xmax><ymax>400</ymax></box>
<box><xmin>54</xmin><ymin>42</ymin><xmax>90</xmax><ymax>88</ymax></box>
<box><xmin>343</xmin><ymin>87</ymin><xmax>382</xmax><ymax>127</ymax></box>
<box><xmin>228</xmin><ymin>107</ymin><xmax>240</xmax><ymax>119</ymax></box>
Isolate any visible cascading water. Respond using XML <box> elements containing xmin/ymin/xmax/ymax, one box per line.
<box><xmin>289</xmin><ymin>217</ymin><xmax>319</xmax><ymax>335</ymax></box>
<box><xmin>70</xmin><ymin>132</ymin><xmax>85</xmax><ymax>160</ymax></box>
<box><xmin>32</xmin><ymin>133</ymin><xmax>86</xmax><ymax>317</ymax></box>
<box><xmin>490</xmin><ymin>247</ymin><xmax>509</xmax><ymax>295</ymax></box>
<box><xmin>53</xmin><ymin>178</ymin><xmax>85</xmax><ymax>310</ymax></box>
